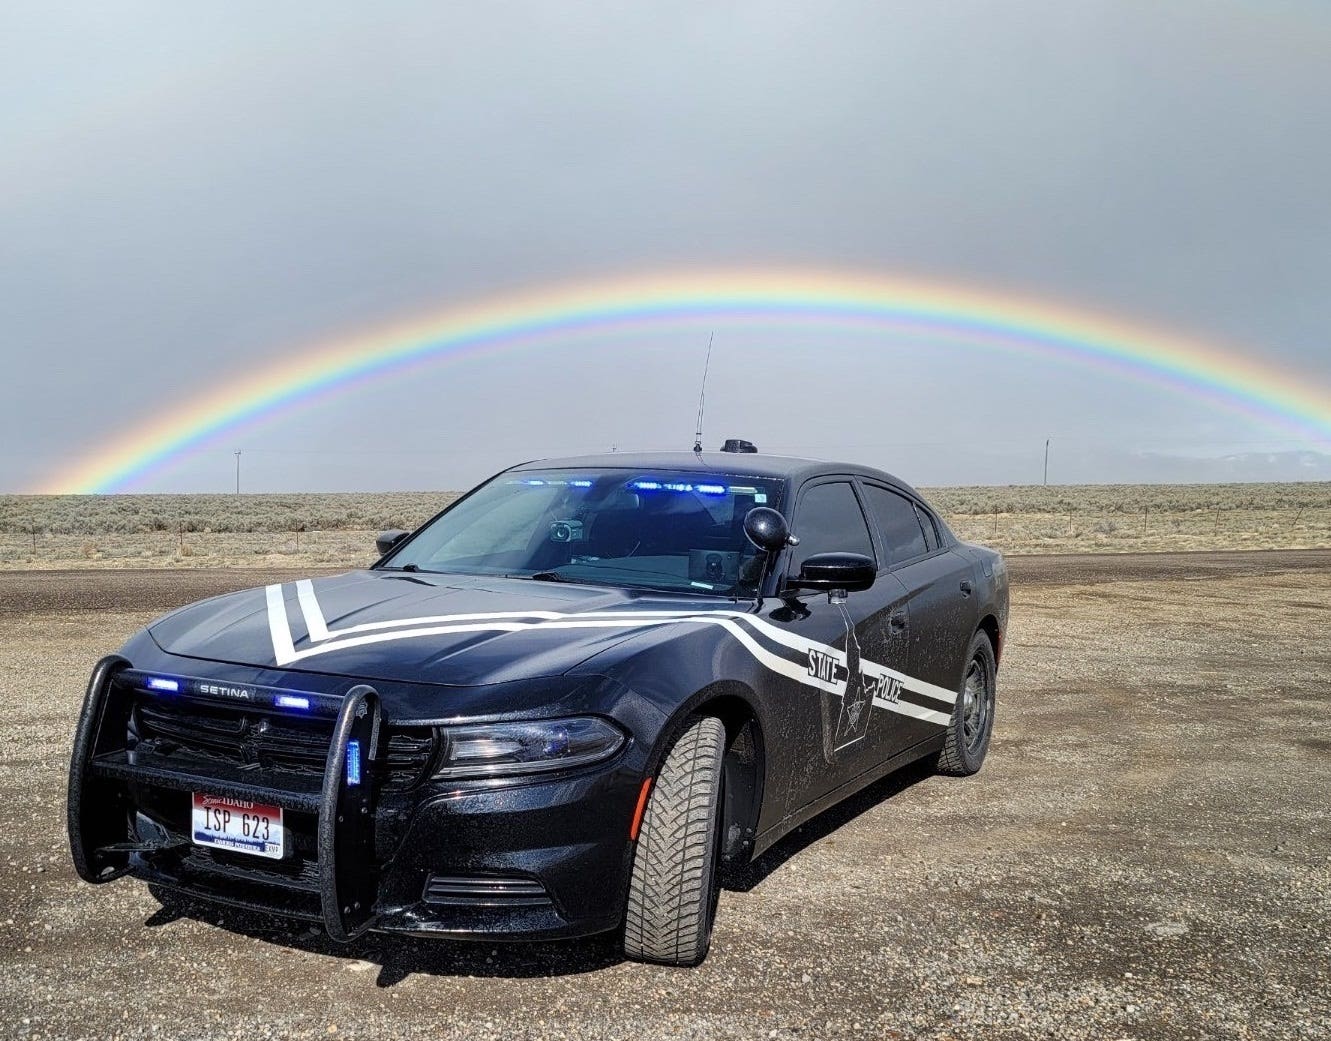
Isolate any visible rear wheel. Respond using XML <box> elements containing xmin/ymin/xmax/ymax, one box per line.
<box><xmin>935</xmin><ymin>632</ymin><xmax>996</xmax><ymax>776</ymax></box>
<box><xmin>623</xmin><ymin>715</ymin><xmax>726</xmax><ymax>966</ymax></box>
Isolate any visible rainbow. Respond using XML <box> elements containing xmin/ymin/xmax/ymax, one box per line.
<box><xmin>38</xmin><ymin>268</ymin><xmax>1331</xmax><ymax>493</ymax></box>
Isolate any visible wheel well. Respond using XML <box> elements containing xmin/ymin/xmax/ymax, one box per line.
<box><xmin>977</xmin><ymin>614</ymin><xmax>1002</xmax><ymax>663</ymax></box>
<box><xmin>694</xmin><ymin>693</ymin><xmax>765</xmax><ymax>865</ymax></box>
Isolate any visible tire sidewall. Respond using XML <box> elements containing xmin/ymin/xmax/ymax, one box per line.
<box><xmin>699</xmin><ymin>763</ymin><xmax>726</xmax><ymax>951</ymax></box>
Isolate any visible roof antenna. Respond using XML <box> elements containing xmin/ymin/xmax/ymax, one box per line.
<box><xmin>692</xmin><ymin>333</ymin><xmax>714</xmax><ymax>455</ymax></box>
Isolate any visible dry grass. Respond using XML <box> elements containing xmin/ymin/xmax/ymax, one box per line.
<box><xmin>932</xmin><ymin>482</ymin><xmax>1331</xmax><ymax>554</ymax></box>
<box><xmin>1</xmin><ymin>483</ymin><xmax>1328</xmax><ymax>569</ymax></box>
<box><xmin>0</xmin><ymin>492</ymin><xmax>447</xmax><ymax>535</ymax></box>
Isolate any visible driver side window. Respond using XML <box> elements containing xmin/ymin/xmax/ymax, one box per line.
<box><xmin>789</xmin><ymin>481</ymin><xmax>876</xmax><ymax>572</ymax></box>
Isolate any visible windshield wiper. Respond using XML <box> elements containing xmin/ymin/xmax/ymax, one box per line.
<box><xmin>526</xmin><ymin>571</ymin><xmax>573</xmax><ymax>583</ymax></box>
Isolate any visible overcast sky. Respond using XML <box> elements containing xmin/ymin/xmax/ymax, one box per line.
<box><xmin>2</xmin><ymin>1</ymin><xmax>1329</xmax><ymax>493</ymax></box>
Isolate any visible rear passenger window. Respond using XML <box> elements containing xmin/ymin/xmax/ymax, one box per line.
<box><xmin>914</xmin><ymin>504</ymin><xmax>940</xmax><ymax>551</ymax></box>
<box><xmin>862</xmin><ymin>485</ymin><xmax>928</xmax><ymax>564</ymax></box>
<box><xmin>790</xmin><ymin>481</ymin><xmax>876</xmax><ymax>571</ymax></box>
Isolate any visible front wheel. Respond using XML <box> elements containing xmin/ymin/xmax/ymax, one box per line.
<box><xmin>623</xmin><ymin>715</ymin><xmax>726</xmax><ymax>966</ymax></box>
<box><xmin>935</xmin><ymin>632</ymin><xmax>996</xmax><ymax>776</ymax></box>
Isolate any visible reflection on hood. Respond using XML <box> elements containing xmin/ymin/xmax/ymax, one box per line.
<box><xmin>149</xmin><ymin>570</ymin><xmax>732</xmax><ymax>687</ymax></box>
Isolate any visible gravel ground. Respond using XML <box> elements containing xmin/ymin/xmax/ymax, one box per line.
<box><xmin>1</xmin><ymin>552</ymin><xmax>1328</xmax><ymax>1040</ymax></box>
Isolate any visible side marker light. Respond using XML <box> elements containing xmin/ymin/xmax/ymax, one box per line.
<box><xmin>629</xmin><ymin>777</ymin><xmax>653</xmax><ymax>840</ymax></box>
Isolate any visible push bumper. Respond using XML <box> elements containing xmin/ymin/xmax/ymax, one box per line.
<box><xmin>68</xmin><ymin>656</ymin><xmax>637</xmax><ymax>941</ymax></box>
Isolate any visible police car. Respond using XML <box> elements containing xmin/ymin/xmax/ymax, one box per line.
<box><xmin>68</xmin><ymin>442</ymin><xmax>1008</xmax><ymax>966</ymax></box>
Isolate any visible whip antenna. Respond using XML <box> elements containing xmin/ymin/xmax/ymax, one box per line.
<box><xmin>692</xmin><ymin>333</ymin><xmax>714</xmax><ymax>454</ymax></box>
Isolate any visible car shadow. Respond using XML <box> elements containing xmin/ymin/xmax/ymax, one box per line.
<box><xmin>722</xmin><ymin>759</ymin><xmax>936</xmax><ymax>893</ymax></box>
<box><xmin>141</xmin><ymin>762</ymin><xmax>936</xmax><ymax>982</ymax></box>
<box><xmin>144</xmin><ymin>886</ymin><xmax>623</xmax><ymax>984</ymax></box>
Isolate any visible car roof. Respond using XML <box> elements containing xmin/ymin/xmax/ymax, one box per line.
<box><xmin>509</xmin><ymin>451</ymin><xmax>926</xmax><ymax>500</ymax></box>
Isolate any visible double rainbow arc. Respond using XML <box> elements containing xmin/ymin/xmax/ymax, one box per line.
<box><xmin>38</xmin><ymin>268</ymin><xmax>1331</xmax><ymax>494</ymax></box>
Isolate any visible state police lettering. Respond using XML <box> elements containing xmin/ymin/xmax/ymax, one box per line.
<box><xmin>862</xmin><ymin>672</ymin><xmax>902</xmax><ymax>705</ymax></box>
<box><xmin>807</xmin><ymin>649</ymin><xmax>838</xmax><ymax>684</ymax></box>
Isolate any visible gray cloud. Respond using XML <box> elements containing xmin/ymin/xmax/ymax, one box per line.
<box><xmin>1</xmin><ymin>2</ymin><xmax>1328</xmax><ymax>491</ymax></box>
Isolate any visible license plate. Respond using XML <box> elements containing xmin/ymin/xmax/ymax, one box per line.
<box><xmin>191</xmin><ymin>793</ymin><xmax>284</xmax><ymax>859</ymax></box>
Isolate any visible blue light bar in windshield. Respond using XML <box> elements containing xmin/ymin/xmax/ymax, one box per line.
<box><xmin>507</xmin><ymin>476</ymin><xmax>741</xmax><ymax>495</ymax></box>
<box><xmin>506</xmin><ymin>477</ymin><xmax>594</xmax><ymax>488</ymax></box>
<box><xmin>629</xmin><ymin>480</ymin><xmax>733</xmax><ymax>494</ymax></box>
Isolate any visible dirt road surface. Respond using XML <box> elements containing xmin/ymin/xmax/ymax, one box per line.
<box><xmin>1</xmin><ymin>552</ymin><xmax>1327</xmax><ymax>1039</ymax></box>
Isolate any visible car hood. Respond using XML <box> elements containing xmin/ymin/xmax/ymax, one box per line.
<box><xmin>148</xmin><ymin>570</ymin><xmax>731</xmax><ymax>687</ymax></box>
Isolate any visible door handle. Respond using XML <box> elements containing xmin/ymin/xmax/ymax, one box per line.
<box><xmin>889</xmin><ymin>613</ymin><xmax>908</xmax><ymax>631</ymax></box>
<box><xmin>959</xmin><ymin>580</ymin><xmax>973</xmax><ymax>596</ymax></box>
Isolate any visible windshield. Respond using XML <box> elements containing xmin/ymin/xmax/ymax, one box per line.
<box><xmin>380</xmin><ymin>468</ymin><xmax>786</xmax><ymax>596</ymax></box>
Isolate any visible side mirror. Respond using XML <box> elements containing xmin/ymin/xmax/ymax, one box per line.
<box><xmin>790</xmin><ymin>552</ymin><xmax>876</xmax><ymax>593</ymax></box>
<box><xmin>376</xmin><ymin>529</ymin><xmax>410</xmax><ymax>556</ymax></box>
<box><xmin>743</xmin><ymin>507</ymin><xmax>795</xmax><ymax>553</ymax></box>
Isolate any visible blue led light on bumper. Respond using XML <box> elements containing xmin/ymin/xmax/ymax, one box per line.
<box><xmin>145</xmin><ymin>677</ymin><xmax>179</xmax><ymax>693</ymax></box>
<box><xmin>346</xmin><ymin>740</ymin><xmax>362</xmax><ymax>787</ymax></box>
<box><xmin>274</xmin><ymin>694</ymin><xmax>310</xmax><ymax>711</ymax></box>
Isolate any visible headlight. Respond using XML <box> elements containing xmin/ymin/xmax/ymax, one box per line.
<box><xmin>433</xmin><ymin>717</ymin><xmax>626</xmax><ymax>779</ymax></box>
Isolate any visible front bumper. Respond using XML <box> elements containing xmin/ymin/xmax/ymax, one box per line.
<box><xmin>68</xmin><ymin>657</ymin><xmax>640</xmax><ymax>941</ymax></box>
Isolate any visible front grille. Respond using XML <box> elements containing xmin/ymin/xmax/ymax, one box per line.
<box><xmin>184</xmin><ymin>844</ymin><xmax>321</xmax><ymax>891</ymax></box>
<box><xmin>423</xmin><ymin>874</ymin><xmax>551</xmax><ymax>907</ymax></box>
<box><xmin>130</xmin><ymin>696</ymin><xmax>437</xmax><ymax>791</ymax></box>
<box><xmin>168</xmin><ymin>848</ymin><xmax>324</xmax><ymax>921</ymax></box>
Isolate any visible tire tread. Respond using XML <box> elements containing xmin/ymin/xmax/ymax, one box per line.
<box><xmin>936</xmin><ymin>632</ymin><xmax>996</xmax><ymax>777</ymax></box>
<box><xmin>623</xmin><ymin>715</ymin><xmax>725</xmax><ymax>966</ymax></box>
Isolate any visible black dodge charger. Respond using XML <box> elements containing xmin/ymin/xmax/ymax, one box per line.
<box><xmin>69</xmin><ymin>444</ymin><xmax>1008</xmax><ymax>966</ymax></box>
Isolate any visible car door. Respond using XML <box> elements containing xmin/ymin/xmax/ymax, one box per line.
<box><xmin>859</xmin><ymin>482</ymin><xmax>979</xmax><ymax>747</ymax></box>
<box><xmin>761</xmin><ymin>477</ymin><xmax>911</xmax><ymax>816</ymax></box>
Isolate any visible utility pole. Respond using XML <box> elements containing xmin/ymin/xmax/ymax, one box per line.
<box><xmin>1043</xmin><ymin>438</ymin><xmax>1051</xmax><ymax>486</ymax></box>
<box><xmin>234</xmin><ymin>450</ymin><xmax>242</xmax><ymax>494</ymax></box>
